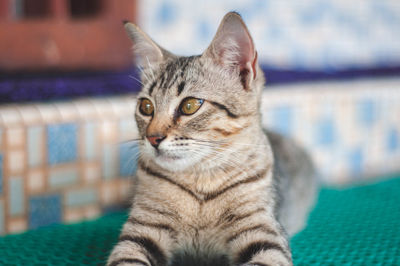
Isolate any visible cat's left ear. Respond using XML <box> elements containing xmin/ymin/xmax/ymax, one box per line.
<box><xmin>203</xmin><ymin>12</ymin><xmax>258</xmax><ymax>90</ymax></box>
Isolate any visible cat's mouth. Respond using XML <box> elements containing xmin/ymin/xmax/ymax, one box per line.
<box><xmin>155</xmin><ymin>150</ymin><xmax>183</xmax><ymax>161</ymax></box>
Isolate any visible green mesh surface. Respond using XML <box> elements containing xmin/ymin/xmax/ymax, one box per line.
<box><xmin>1</xmin><ymin>176</ymin><xmax>400</xmax><ymax>266</ymax></box>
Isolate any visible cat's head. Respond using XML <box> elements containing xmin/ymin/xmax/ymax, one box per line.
<box><xmin>125</xmin><ymin>12</ymin><xmax>265</xmax><ymax>172</ymax></box>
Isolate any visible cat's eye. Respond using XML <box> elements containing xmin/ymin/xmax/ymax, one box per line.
<box><xmin>180</xmin><ymin>98</ymin><xmax>204</xmax><ymax>115</ymax></box>
<box><xmin>139</xmin><ymin>98</ymin><xmax>154</xmax><ymax>116</ymax></box>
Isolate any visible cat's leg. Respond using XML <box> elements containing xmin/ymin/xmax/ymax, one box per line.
<box><xmin>107</xmin><ymin>215</ymin><xmax>176</xmax><ymax>266</ymax></box>
<box><xmin>227</xmin><ymin>220</ymin><xmax>293</xmax><ymax>266</ymax></box>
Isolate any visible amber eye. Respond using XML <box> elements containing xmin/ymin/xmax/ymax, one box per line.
<box><xmin>139</xmin><ymin>98</ymin><xmax>154</xmax><ymax>116</ymax></box>
<box><xmin>180</xmin><ymin>98</ymin><xmax>204</xmax><ymax>115</ymax></box>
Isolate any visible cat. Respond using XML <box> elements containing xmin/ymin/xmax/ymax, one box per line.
<box><xmin>107</xmin><ymin>12</ymin><xmax>317</xmax><ymax>266</ymax></box>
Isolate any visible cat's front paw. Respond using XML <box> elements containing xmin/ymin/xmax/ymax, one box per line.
<box><xmin>241</xmin><ymin>263</ymin><xmax>267</xmax><ymax>266</ymax></box>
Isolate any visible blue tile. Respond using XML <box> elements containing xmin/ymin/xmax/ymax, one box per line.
<box><xmin>119</xmin><ymin>142</ymin><xmax>139</xmax><ymax>177</ymax></box>
<box><xmin>29</xmin><ymin>194</ymin><xmax>62</xmax><ymax>229</ymax></box>
<box><xmin>315</xmin><ymin>118</ymin><xmax>336</xmax><ymax>146</ymax></box>
<box><xmin>349</xmin><ymin>148</ymin><xmax>363</xmax><ymax>176</ymax></box>
<box><xmin>65</xmin><ymin>188</ymin><xmax>97</xmax><ymax>207</ymax></box>
<box><xmin>271</xmin><ymin>105</ymin><xmax>293</xmax><ymax>137</ymax></box>
<box><xmin>357</xmin><ymin>100</ymin><xmax>376</xmax><ymax>127</ymax></box>
<box><xmin>28</xmin><ymin>126</ymin><xmax>44</xmax><ymax>167</ymax></box>
<box><xmin>47</xmin><ymin>123</ymin><xmax>77</xmax><ymax>165</ymax></box>
<box><xmin>0</xmin><ymin>200</ymin><xmax>4</xmax><ymax>234</ymax></box>
<box><xmin>9</xmin><ymin>177</ymin><xmax>24</xmax><ymax>216</ymax></box>
<box><xmin>387</xmin><ymin>128</ymin><xmax>399</xmax><ymax>153</ymax></box>
<box><xmin>0</xmin><ymin>154</ymin><xmax>3</xmax><ymax>195</ymax></box>
<box><xmin>49</xmin><ymin>168</ymin><xmax>79</xmax><ymax>189</ymax></box>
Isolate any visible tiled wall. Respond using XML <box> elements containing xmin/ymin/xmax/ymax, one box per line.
<box><xmin>261</xmin><ymin>78</ymin><xmax>400</xmax><ymax>183</ymax></box>
<box><xmin>138</xmin><ymin>0</ymin><xmax>400</xmax><ymax>70</ymax></box>
<box><xmin>0</xmin><ymin>98</ymin><xmax>138</xmax><ymax>235</ymax></box>
<box><xmin>1</xmin><ymin>78</ymin><xmax>400</xmax><ymax>235</ymax></box>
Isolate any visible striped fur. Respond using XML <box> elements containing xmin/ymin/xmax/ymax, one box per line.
<box><xmin>108</xmin><ymin>12</ymin><xmax>317</xmax><ymax>266</ymax></box>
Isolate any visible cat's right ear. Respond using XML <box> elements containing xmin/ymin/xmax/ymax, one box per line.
<box><xmin>124</xmin><ymin>22</ymin><xmax>174</xmax><ymax>68</ymax></box>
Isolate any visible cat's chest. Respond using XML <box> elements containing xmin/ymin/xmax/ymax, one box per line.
<box><xmin>171</xmin><ymin>219</ymin><xmax>233</xmax><ymax>266</ymax></box>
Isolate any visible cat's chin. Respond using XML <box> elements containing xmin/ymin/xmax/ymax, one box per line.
<box><xmin>153</xmin><ymin>154</ymin><xmax>197</xmax><ymax>172</ymax></box>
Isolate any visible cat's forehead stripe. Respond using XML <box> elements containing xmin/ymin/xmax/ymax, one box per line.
<box><xmin>177</xmin><ymin>82</ymin><xmax>185</xmax><ymax>96</ymax></box>
<box><xmin>148</xmin><ymin>79</ymin><xmax>158</xmax><ymax>95</ymax></box>
<box><xmin>149</xmin><ymin>56</ymin><xmax>199</xmax><ymax>95</ymax></box>
<box><xmin>158</xmin><ymin>60</ymin><xmax>181</xmax><ymax>91</ymax></box>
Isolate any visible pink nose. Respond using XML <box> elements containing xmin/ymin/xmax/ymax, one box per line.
<box><xmin>146</xmin><ymin>135</ymin><xmax>166</xmax><ymax>148</ymax></box>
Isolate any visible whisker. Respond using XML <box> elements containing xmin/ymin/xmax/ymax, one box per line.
<box><xmin>136</xmin><ymin>65</ymin><xmax>150</xmax><ymax>81</ymax></box>
<box><xmin>129</xmin><ymin>75</ymin><xmax>144</xmax><ymax>86</ymax></box>
<box><xmin>119</xmin><ymin>138</ymin><xmax>143</xmax><ymax>145</ymax></box>
<box><xmin>145</xmin><ymin>56</ymin><xmax>156</xmax><ymax>80</ymax></box>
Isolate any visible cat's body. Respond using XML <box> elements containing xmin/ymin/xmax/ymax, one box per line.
<box><xmin>108</xmin><ymin>12</ymin><xmax>317</xmax><ymax>266</ymax></box>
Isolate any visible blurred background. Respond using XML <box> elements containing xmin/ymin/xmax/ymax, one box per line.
<box><xmin>0</xmin><ymin>0</ymin><xmax>399</xmax><ymax>235</ymax></box>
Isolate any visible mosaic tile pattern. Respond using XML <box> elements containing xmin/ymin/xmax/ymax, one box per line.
<box><xmin>138</xmin><ymin>0</ymin><xmax>400</xmax><ymax>70</ymax></box>
<box><xmin>261</xmin><ymin>78</ymin><xmax>400</xmax><ymax>183</ymax></box>
<box><xmin>0</xmin><ymin>96</ymin><xmax>135</xmax><ymax>235</ymax></box>
<box><xmin>0</xmin><ymin>78</ymin><xmax>399</xmax><ymax>235</ymax></box>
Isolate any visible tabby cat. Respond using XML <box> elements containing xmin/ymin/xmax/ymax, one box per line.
<box><xmin>107</xmin><ymin>12</ymin><xmax>317</xmax><ymax>266</ymax></box>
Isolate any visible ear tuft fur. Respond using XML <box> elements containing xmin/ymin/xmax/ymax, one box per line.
<box><xmin>203</xmin><ymin>12</ymin><xmax>257</xmax><ymax>90</ymax></box>
<box><xmin>124</xmin><ymin>22</ymin><xmax>175</xmax><ymax>69</ymax></box>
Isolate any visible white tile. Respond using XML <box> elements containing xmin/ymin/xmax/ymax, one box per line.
<box><xmin>9</xmin><ymin>177</ymin><xmax>24</xmax><ymax>216</ymax></box>
<box><xmin>102</xmin><ymin>144</ymin><xmax>116</xmax><ymax>180</ymax></box>
<box><xmin>91</xmin><ymin>99</ymin><xmax>114</xmax><ymax>118</ymax></box>
<box><xmin>75</xmin><ymin>100</ymin><xmax>97</xmax><ymax>120</ymax></box>
<box><xmin>0</xmin><ymin>108</ymin><xmax>22</xmax><ymax>126</ymax></box>
<box><xmin>8</xmin><ymin>218</ymin><xmax>27</xmax><ymax>234</ymax></box>
<box><xmin>64</xmin><ymin>208</ymin><xmax>84</xmax><ymax>223</ymax></box>
<box><xmin>27</xmin><ymin>170</ymin><xmax>45</xmax><ymax>193</ymax></box>
<box><xmin>84</xmin><ymin>205</ymin><xmax>100</xmax><ymax>219</ymax></box>
<box><xmin>37</xmin><ymin>104</ymin><xmax>61</xmax><ymax>122</ymax></box>
<box><xmin>27</xmin><ymin>126</ymin><xmax>44</xmax><ymax>167</ymax></box>
<box><xmin>0</xmin><ymin>200</ymin><xmax>4</xmax><ymax>235</ymax></box>
<box><xmin>110</xmin><ymin>97</ymin><xmax>136</xmax><ymax>117</ymax></box>
<box><xmin>8</xmin><ymin>150</ymin><xmax>25</xmax><ymax>174</ymax></box>
<box><xmin>84</xmin><ymin>165</ymin><xmax>100</xmax><ymax>184</ymax></box>
<box><xmin>101</xmin><ymin>183</ymin><xmax>118</xmax><ymax>205</ymax></box>
<box><xmin>57</xmin><ymin>103</ymin><xmax>78</xmax><ymax>121</ymax></box>
<box><xmin>83</xmin><ymin>123</ymin><xmax>97</xmax><ymax>160</ymax></box>
<box><xmin>6</xmin><ymin>128</ymin><xmax>24</xmax><ymax>148</ymax></box>
<box><xmin>119</xmin><ymin>119</ymin><xmax>138</xmax><ymax>141</ymax></box>
<box><xmin>101</xmin><ymin>121</ymin><xmax>116</xmax><ymax>142</ymax></box>
<box><xmin>18</xmin><ymin>106</ymin><xmax>42</xmax><ymax>124</ymax></box>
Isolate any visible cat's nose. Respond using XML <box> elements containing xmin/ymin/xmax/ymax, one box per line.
<box><xmin>146</xmin><ymin>134</ymin><xmax>166</xmax><ymax>148</ymax></box>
